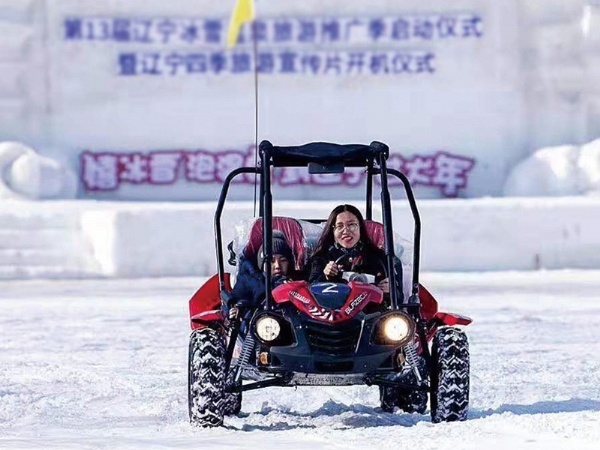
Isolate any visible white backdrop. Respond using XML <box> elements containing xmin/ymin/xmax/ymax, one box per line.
<box><xmin>1</xmin><ymin>0</ymin><xmax>600</xmax><ymax>200</ymax></box>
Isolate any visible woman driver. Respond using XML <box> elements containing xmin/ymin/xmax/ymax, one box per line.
<box><xmin>307</xmin><ymin>204</ymin><xmax>389</xmax><ymax>294</ymax></box>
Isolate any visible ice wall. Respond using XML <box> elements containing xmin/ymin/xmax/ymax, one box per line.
<box><xmin>1</xmin><ymin>0</ymin><xmax>599</xmax><ymax>201</ymax></box>
<box><xmin>0</xmin><ymin>0</ymin><xmax>46</xmax><ymax>145</ymax></box>
<box><xmin>2</xmin><ymin>199</ymin><xmax>600</xmax><ymax>279</ymax></box>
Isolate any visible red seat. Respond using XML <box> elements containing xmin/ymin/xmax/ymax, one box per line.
<box><xmin>364</xmin><ymin>220</ymin><xmax>386</xmax><ymax>250</ymax></box>
<box><xmin>244</xmin><ymin>217</ymin><xmax>306</xmax><ymax>271</ymax></box>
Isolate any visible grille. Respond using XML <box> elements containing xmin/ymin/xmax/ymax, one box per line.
<box><xmin>305</xmin><ymin>319</ymin><xmax>362</xmax><ymax>355</ymax></box>
<box><xmin>314</xmin><ymin>361</ymin><xmax>354</xmax><ymax>373</ymax></box>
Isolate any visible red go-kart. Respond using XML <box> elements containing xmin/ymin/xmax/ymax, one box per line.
<box><xmin>187</xmin><ymin>141</ymin><xmax>472</xmax><ymax>427</ymax></box>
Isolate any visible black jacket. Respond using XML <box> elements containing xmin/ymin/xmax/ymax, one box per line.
<box><xmin>307</xmin><ymin>242</ymin><xmax>388</xmax><ymax>283</ymax></box>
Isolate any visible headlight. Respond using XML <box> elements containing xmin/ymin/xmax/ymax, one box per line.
<box><xmin>255</xmin><ymin>316</ymin><xmax>281</xmax><ymax>342</ymax></box>
<box><xmin>382</xmin><ymin>314</ymin><xmax>412</xmax><ymax>343</ymax></box>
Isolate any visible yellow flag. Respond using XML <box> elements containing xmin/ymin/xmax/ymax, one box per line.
<box><xmin>227</xmin><ymin>0</ymin><xmax>255</xmax><ymax>47</ymax></box>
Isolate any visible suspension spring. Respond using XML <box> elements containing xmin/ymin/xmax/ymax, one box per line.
<box><xmin>234</xmin><ymin>332</ymin><xmax>256</xmax><ymax>382</ymax></box>
<box><xmin>403</xmin><ymin>341</ymin><xmax>423</xmax><ymax>382</ymax></box>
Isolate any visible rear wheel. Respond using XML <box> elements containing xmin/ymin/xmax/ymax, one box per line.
<box><xmin>223</xmin><ymin>376</ymin><xmax>242</xmax><ymax>416</ymax></box>
<box><xmin>379</xmin><ymin>385</ymin><xmax>396</xmax><ymax>413</ymax></box>
<box><xmin>188</xmin><ymin>328</ymin><xmax>226</xmax><ymax>427</ymax></box>
<box><xmin>430</xmin><ymin>327</ymin><xmax>470</xmax><ymax>423</ymax></box>
<box><xmin>396</xmin><ymin>389</ymin><xmax>428</xmax><ymax>414</ymax></box>
<box><xmin>379</xmin><ymin>357</ymin><xmax>428</xmax><ymax>414</ymax></box>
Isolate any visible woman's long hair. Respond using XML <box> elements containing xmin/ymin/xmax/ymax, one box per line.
<box><xmin>311</xmin><ymin>204</ymin><xmax>379</xmax><ymax>258</ymax></box>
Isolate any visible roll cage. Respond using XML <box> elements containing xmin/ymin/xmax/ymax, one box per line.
<box><xmin>214</xmin><ymin>140</ymin><xmax>422</xmax><ymax>312</ymax></box>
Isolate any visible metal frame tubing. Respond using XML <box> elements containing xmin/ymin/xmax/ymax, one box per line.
<box><xmin>375</xmin><ymin>168</ymin><xmax>422</xmax><ymax>297</ymax></box>
<box><xmin>214</xmin><ymin>167</ymin><xmax>260</xmax><ymax>290</ymax></box>
<box><xmin>365</xmin><ymin>159</ymin><xmax>373</xmax><ymax>220</ymax></box>
<box><xmin>260</xmin><ymin>147</ymin><xmax>274</xmax><ymax>310</ymax></box>
<box><xmin>376</xmin><ymin>155</ymin><xmax>399</xmax><ymax>309</ymax></box>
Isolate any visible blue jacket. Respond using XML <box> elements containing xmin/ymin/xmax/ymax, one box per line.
<box><xmin>230</xmin><ymin>258</ymin><xmax>265</xmax><ymax>310</ymax></box>
<box><xmin>229</xmin><ymin>257</ymin><xmax>296</xmax><ymax>311</ymax></box>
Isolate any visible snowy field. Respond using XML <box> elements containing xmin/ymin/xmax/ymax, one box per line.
<box><xmin>1</xmin><ymin>270</ymin><xmax>600</xmax><ymax>450</ymax></box>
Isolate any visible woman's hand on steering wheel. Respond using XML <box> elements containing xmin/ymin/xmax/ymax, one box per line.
<box><xmin>324</xmin><ymin>253</ymin><xmax>354</xmax><ymax>280</ymax></box>
<box><xmin>323</xmin><ymin>260</ymin><xmax>341</xmax><ymax>279</ymax></box>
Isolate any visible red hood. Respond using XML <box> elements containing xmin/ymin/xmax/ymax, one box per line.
<box><xmin>272</xmin><ymin>280</ymin><xmax>383</xmax><ymax>323</ymax></box>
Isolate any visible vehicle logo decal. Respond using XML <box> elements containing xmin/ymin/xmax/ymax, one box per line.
<box><xmin>344</xmin><ymin>292</ymin><xmax>369</xmax><ymax>315</ymax></box>
<box><xmin>290</xmin><ymin>290</ymin><xmax>311</xmax><ymax>305</ymax></box>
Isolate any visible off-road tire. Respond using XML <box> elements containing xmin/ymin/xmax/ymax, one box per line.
<box><xmin>380</xmin><ymin>387</ymin><xmax>427</xmax><ymax>414</ymax></box>
<box><xmin>188</xmin><ymin>328</ymin><xmax>226</xmax><ymax>427</ymax></box>
<box><xmin>379</xmin><ymin>385</ymin><xmax>397</xmax><ymax>413</ymax></box>
<box><xmin>223</xmin><ymin>376</ymin><xmax>242</xmax><ymax>416</ymax></box>
<box><xmin>430</xmin><ymin>327</ymin><xmax>470</xmax><ymax>423</ymax></box>
<box><xmin>396</xmin><ymin>390</ymin><xmax>428</xmax><ymax>414</ymax></box>
<box><xmin>379</xmin><ymin>357</ymin><xmax>428</xmax><ymax>414</ymax></box>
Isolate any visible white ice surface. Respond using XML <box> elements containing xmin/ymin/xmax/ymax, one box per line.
<box><xmin>1</xmin><ymin>271</ymin><xmax>599</xmax><ymax>450</ymax></box>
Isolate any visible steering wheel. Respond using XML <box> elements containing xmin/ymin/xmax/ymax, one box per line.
<box><xmin>334</xmin><ymin>252</ymin><xmax>354</xmax><ymax>270</ymax></box>
<box><xmin>333</xmin><ymin>252</ymin><xmax>390</xmax><ymax>284</ymax></box>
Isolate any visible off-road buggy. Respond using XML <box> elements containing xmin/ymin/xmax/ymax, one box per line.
<box><xmin>188</xmin><ymin>140</ymin><xmax>472</xmax><ymax>427</ymax></box>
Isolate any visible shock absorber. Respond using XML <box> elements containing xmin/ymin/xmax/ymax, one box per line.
<box><xmin>403</xmin><ymin>341</ymin><xmax>422</xmax><ymax>382</ymax></box>
<box><xmin>234</xmin><ymin>332</ymin><xmax>256</xmax><ymax>382</ymax></box>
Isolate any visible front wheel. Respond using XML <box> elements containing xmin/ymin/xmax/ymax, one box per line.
<box><xmin>188</xmin><ymin>328</ymin><xmax>226</xmax><ymax>427</ymax></box>
<box><xmin>430</xmin><ymin>327</ymin><xmax>470</xmax><ymax>423</ymax></box>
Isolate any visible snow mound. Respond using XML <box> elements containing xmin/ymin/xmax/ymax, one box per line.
<box><xmin>0</xmin><ymin>141</ymin><xmax>77</xmax><ymax>200</ymax></box>
<box><xmin>504</xmin><ymin>139</ymin><xmax>600</xmax><ymax>196</ymax></box>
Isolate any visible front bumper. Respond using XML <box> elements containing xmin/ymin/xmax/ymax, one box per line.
<box><xmin>259</xmin><ymin>311</ymin><xmax>401</xmax><ymax>375</ymax></box>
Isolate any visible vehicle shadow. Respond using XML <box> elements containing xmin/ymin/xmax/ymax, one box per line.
<box><xmin>231</xmin><ymin>399</ymin><xmax>430</xmax><ymax>431</ymax></box>
<box><xmin>230</xmin><ymin>398</ymin><xmax>600</xmax><ymax>431</ymax></box>
<box><xmin>470</xmin><ymin>398</ymin><xmax>600</xmax><ymax>419</ymax></box>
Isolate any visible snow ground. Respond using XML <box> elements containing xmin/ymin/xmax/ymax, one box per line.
<box><xmin>1</xmin><ymin>271</ymin><xmax>599</xmax><ymax>450</ymax></box>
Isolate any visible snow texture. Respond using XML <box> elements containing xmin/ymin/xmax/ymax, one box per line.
<box><xmin>0</xmin><ymin>142</ymin><xmax>77</xmax><ymax>200</ymax></box>
<box><xmin>504</xmin><ymin>138</ymin><xmax>600</xmax><ymax>197</ymax></box>
<box><xmin>0</xmin><ymin>271</ymin><xmax>599</xmax><ymax>449</ymax></box>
